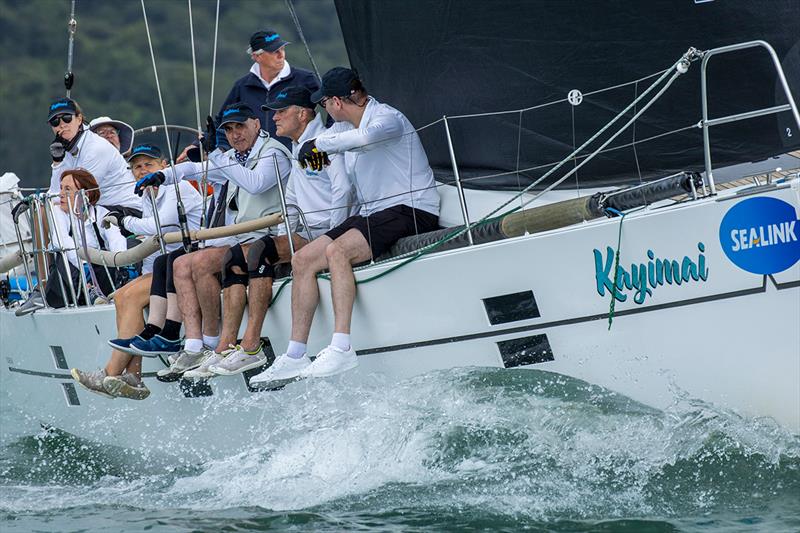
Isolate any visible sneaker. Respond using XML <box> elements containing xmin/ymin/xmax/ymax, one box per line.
<box><xmin>129</xmin><ymin>335</ymin><xmax>182</xmax><ymax>357</ymax></box>
<box><xmin>249</xmin><ymin>353</ymin><xmax>311</xmax><ymax>386</ymax></box>
<box><xmin>15</xmin><ymin>290</ymin><xmax>45</xmax><ymax>317</ymax></box>
<box><xmin>300</xmin><ymin>345</ymin><xmax>358</xmax><ymax>378</ymax></box>
<box><xmin>183</xmin><ymin>346</ymin><xmax>236</xmax><ymax>380</ymax></box>
<box><xmin>156</xmin><ymin>348</ymin><xmax>208</xmax><ymax>379</ymax></box>
<box><xmin>107</xmin><ymin>335</ymin><xmax>145</xmax><ymax>354</ymax></box>
<box><xmin>103</xmin><ymin>373</ymin><xmax>150</xmax><ymax>400</ymax></box>
<box><xmin>70</xmin><ymin>368</ymin><xmax>114</xmax><ymax>399</ymax></box>
<box><xmin>87</xmin><ymin>287</ymin><xmax>109</xmax><ymax>305</ymax></box>
<box><xmin>209</xmin><ymin>344</ymin><xmax>267</xmax><ymax>376</ymax></box>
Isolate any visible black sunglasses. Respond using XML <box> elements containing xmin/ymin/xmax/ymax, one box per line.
<box><xmin>49</xmin><ymin>114</ymin><xmax>74</xmax><ymax>127</ymax></box>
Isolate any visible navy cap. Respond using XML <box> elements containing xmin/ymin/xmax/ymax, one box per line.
<box><xmin>311</xmin><ymin>67</ymin><xmax>360</xmax><ymax>103</ymax></box>
<box><xmin>262</xmin><ymin>86</ymin><xmax>315</xmax><ymax>111</ymax></box>
<box><xmin>127</xmin><ymin>143</ymin><xmax>163</xmax><ymax>162</ymax></box>
<box><xmin>219</xmin><ymin>103</ymin><xmax>258</xmax><ymax>126</ymax></box>
<box><xmin>47</xmin><ymin>97</ymin><xmax>78</xmax><ymax>121</ymax></box>
<box><xmin>247</xmin><ymin>30</ymin><xmax>290</xmax><ymax>54</ymax></box>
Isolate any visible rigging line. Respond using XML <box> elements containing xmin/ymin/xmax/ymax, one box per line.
<box><xmin>515</xmin><ymin>110</ymin><xmax>523</xmax><ymax>209</ymax></box>
<box><xmin>203</xmin><ymin>0</ymin><xmax>221</xmax><ymax>230</ymax></box>
<box><xmin>140</xmin><ymin>0</ymin><xmax>192</xmax><ymax>252</ymax></box>
<box><xmin>631</xmin><ymin>80</ymin><xmax>646</xmax><ymax>205</ymax></box>
<box><xmin>188</xmin><ymin>0</ymin><xmax>209</xmax><ymax>229</ymax></box>
<box><xmin>571</xmin><ymin>104</ymin><xmax>580</xmax><ymax>200</ymax></box>
<box><xmin>65</xmin><ymin>0</ymin><xmax>77</xmax><ymax>97</ymax></box>
<box><xmin>285</xmin><ymin>0</ymin><xmax>321</xmax><ymax>80</ymax></box>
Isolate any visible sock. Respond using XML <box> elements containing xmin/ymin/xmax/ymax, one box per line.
<box><xmin>331</xmin><ymin>332</ymin><xmax>351</xmax><ymax>351</ymax></box>
<box><xmin>286</xmin><ymin>340</ymin><xmax>307</xmax><ymax>359</ymax></box>
<box><xmin>184</xmin><ymin>338</ymin><xmax>204</xmax><ymax>353</ymax></box>
<box><xmin>139</xmin><ymin>323</ymin><xmax>161</xmax><ymax>340</ymax></box>
<box><xmin>161</xmin><ymin>319</ymin><xmax>182</xmax><ymax>341</ymax></box>
<box><xmin>202</xmin><ymin>334</ymin><xmax>220</xmax><ymax>349</ymax></box>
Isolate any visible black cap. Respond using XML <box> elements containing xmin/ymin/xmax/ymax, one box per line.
<box><xmin>47</xmin><ymin>97</ymin><xmax>78</xmax><ymax>121</ymax></box>
<box><xmin>219</xmin><ymin>103</ymin><xmax>258</xmax><ymax>126</ymax></box>
<box><xmin>247</xmin><ymin>30</ymin><xmax>290</xmax><ymax>54</ymax></box>
<box><xmin>262</xmin><ymin>86</ymin><xmax>315</xmax><ymax>111</ymax></box>
<box><xmin>311</xmin><ymin>67</ymin><xmax>360</xmax><ymax>103</ymax></box>
<box><xmin>127</xmin><ymin>143</ymin><xmax>163</xmax><ymax>162</ymax></box>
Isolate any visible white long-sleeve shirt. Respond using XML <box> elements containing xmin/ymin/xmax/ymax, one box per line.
<box><xmin>122</xmin><ymin>181</ymin><xmax>204</xmax><ymax>273</ymax></box>
<box><xmin>314</xmin><ymin>97</ymin><xmax>440</xmax><ymax>217</ymax></box>
<box><xmin>48</xmin><ymin>203</ymin><xmax>128</xmax><ymax>268</ymax></box>
<box><xmin>49</xmin><ymin>128</ymin><xmax>141</xmax><ymax>210</ymax></box>
<box><xmin>280</xmin><ymin>114</ymin><xmax>356</xmax><ymax>239</ymax></box>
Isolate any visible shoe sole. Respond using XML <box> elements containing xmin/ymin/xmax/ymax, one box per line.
<box><xmin>70</xmin><ymin>369</ymin><xmax>115</xmax><ymax>399</ymax></box>
<box><xmin>249</xmin><ymin>375</ymin><xmax>304</xmax><ymax>391</ymax></box>
<box><xmin>155</xmin><ymin>360</ymin><xmax>203</xmax><ymax>382</ymax></box>
<box><xmin>182</xmin><ymin>369</ymin><xmax>214</xmax><ymax>380</ymax></box>
<box><xmin>129</xmin><ymin>345</ymin><xmax>180</xmax><ymax>358</ymax></box>
<box><xmin>302</xmin><ymin>359</ymin><xmax>359</xmax><ymax>379</ymax></box>
<box><xmin>107</xmin><ymin>340</ymin><xmax>140</xmax><ymax>355</ymax></box>
<box><xmin>103</xmin><ymin>377</ymin><xmax>150</xmax><ymax>400</ymax></box>
<box><xmin>209</xmin><ymin>358</ymin><xmax>267</xmax><ymax>376</ymax></box>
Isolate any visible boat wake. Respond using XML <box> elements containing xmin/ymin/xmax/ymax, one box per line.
<box><xmin>1</xmin><ymin>367</ymin><xmax>799</xmax><ymax>531</ymax></box>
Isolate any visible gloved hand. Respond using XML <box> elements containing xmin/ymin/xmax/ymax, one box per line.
<box><xmin>134</xmin><ymin>171</ymin><xmax>165</xmax><ymax>197</ymax></box>
<box><xmin>200</xmin><ymin>115</ymin><xmax>218</xmax><ymax>154</ymax></box>
<box><xmin>298</xmin><ymin>139</ymin><xmax>330</xmax><ymax>172</ymax></box>
<box><xmin>11</xmin><ymin>198</ymin><xmax>30</xmax><ymax>223</ymax></box>
<box><xmin>50</xmin><ymin>136</ymin><xmax>66</xmax><ymax>163</ymax></box>
<box><xmin>103</xmin><ymin>209</ymin><xmax>133</xmax><ymax>237</ymax></box>
<box><xmin>186</xmin><ymin>145</ymin><xmax>202</xmax><ymax>163</ymax></box>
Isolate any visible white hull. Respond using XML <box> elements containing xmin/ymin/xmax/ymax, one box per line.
<box><xmin>2</xmin><ymin>178</ymin><xmax>799</xmax><ymax>450</ymax></box>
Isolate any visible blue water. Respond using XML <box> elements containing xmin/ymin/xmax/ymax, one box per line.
<box><xmin>1</xmin><ymin>368</ymin><xmax>799</xmax><ymax>532</ymax></box>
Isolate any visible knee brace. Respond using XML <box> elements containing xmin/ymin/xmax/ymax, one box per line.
<box><xmin>150</xmin><ymin>253</ymin><xmax>169</xmax><ymax>298</ymax></box>
<box><xmin>221</xmin><ymin>244</ymin><xmax>248</xmax><ymax>288</ymax></box>
<box><xmin>165</xmin><ymin>248</ymin><xmax>187</xmax><ymax>294</ymax></box>
<box><xmin>247</xmin><ymin>237</ymin><xmax>278</xmax><ymax>279</ymax></box>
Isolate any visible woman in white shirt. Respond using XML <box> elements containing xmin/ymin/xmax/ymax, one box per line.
<box><xmin>44</xmin><ymin>168</ymin><xmax>128</xmax><ymax>308</ymax></box>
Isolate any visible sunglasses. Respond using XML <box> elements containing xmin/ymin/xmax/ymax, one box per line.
<box><xmin>49</xmin><ymin>114</ymin><xmax>74</xmax><ymax>127</ymax></box>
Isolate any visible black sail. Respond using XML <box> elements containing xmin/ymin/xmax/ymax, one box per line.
<box><xmin>333</xmin><ymin>0</ymin><xmax>800</xmax><ymax>189</ymax></box>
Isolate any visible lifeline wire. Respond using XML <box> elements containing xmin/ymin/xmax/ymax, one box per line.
<box><xmin>285</xmin><ymin>0</ymin><xmax>321</xmax><ymax>80</ymax></box>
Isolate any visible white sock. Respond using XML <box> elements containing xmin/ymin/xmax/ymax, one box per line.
<box><xmin>331</xmin><ymin>332</ymin><xmax>351</xmax><ymax>351</ymax></box>
<box><xmin>286</xmin><ymin>340</ymin><xmax>307</xmax><ymax>359</ymax></box>
<box><xmin>202</xmin><ymin>334</ymin><xmax>220</xmax><ymax>349</ymax></box>
<box><xmin>184</xmin><ymin>338</ymin><xmax>204</xmax><ymax>353</ymax></box>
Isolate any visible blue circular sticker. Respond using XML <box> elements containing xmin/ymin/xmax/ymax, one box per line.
<box><xmin>719</xmin><ymin>196</ymin><xmax>800</xmax><ymax>275</ymax></box>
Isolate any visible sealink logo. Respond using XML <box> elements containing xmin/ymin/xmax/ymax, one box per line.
<box><xmin>50</xmin><ymin>101</ymin><xmax>69</xmax><ymax>111</ymax></box>
<box><xmin>223</xmin><ymin>108</ymin><xmax>240</xmax><ymax>117</ymax></box>
<box><xmin>594</xmin><ymin>243</ymin><xmax>708</xmax><ymax>304</ymax></box>
<box><xmin>719</xmin><ymin>197</ymin><xmax>800</xmax><ymax>274</ymax></box>
<box><xmin>265</xmin><ymin>33</ymin><xmax>280</xmax><ymax>43</ymax></box>
<box><xmin>276</xmin><ymin>91</ymin><xmax>288</xmax><ymax>99</ymax></box>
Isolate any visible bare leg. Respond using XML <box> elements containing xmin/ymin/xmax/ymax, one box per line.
<box><xmin>325</xmin><ymin>230</ymin><xmax>372</xmax><ymax>335</ymax></box>
<box><xmin>173</xmin><ymin>253</ymin><xmax>201</xmax><ymax>340</ymax></box>
<box><xmin>289</xmin><ymin>236</ymin><xmax>332</xmax><ymax>343</ymax></box>
<box><xmin>218</xmin><ymin>283</ymin><xmax>246</xmax><ymax>351</ymax></box>
<box><xmin>105</xmin><ymin>274</ymin><xmax>151</xmax><ymax>376</ymax></box>
<box><xmin>175</xmin><ymin>247</ymin><xmax>229</xmax><ymax>341</ymax></box>
<box><xmin>147</xmin><ymin>295</ymin><xmax>167</xmax><ymax>327</ymax></box>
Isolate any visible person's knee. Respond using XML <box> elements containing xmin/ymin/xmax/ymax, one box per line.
<box><xmin>247</xmin><ymin>238</ymin><xmax>277</xmax><ymax>279</ymax></box>
<box><xmin>325</xmin><ymin>241</ymin><xmax>346</xmax><ymax>263</ymax></box>
<box><xmin>221</xmin><ymin>244</ymin><xmax>249</xmax><ymax>288</ymax></box>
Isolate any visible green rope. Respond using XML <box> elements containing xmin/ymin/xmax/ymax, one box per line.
<box><xmin>606</xmin><ymin>208</ymin><xmax>626</xmax><ymax>330</ymax></box>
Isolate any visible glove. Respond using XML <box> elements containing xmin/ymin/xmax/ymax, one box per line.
<box><xmin>298</xmin><ymin>139</ymin><xmax>330</xmax><ymax>172</ymax></box>
<box><xmin>50</xmin><ymin>137</ymin><xmax>66</xmax><ymax>163</ymax></box>
<box><xmin>200</xmin><ymin>115</ymin><xmax>218</xmax><ymax>154</ymax></box>
<box><xmin>186</xmin><ymin>145</ymin><xmax>202</xmax><ymax>163</ymax></box>
<box><xmin>11</xmin><ymin>198</ymin><xmax>30</xmax><ymax>223</ymax></box>
<box><xmin>134</xmin><ymin>171</ymin><xmax>165</xmax><ymax>197</ymax></box>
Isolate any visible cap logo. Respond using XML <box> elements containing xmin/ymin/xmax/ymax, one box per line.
<box><xmin>50</xmin><ymin>101</ymin><xmax>69</xmax><ymax>111</ymax></box>
<box><xmin>265</xmin><ymin>33</ymin><xmax>280</xmax><ymax>43</ymax></box>
<box><xmin>223</xmin><ymin>108</ymin><xmax>241</xmax><ymax>117</ymax></box>
<box><xmin>132</xmin><ymin>145</ymin><xmax>152</xmax><ymax>154</ymax></box>
<box><xmin>276</xmin><ymin>91</ymin><xmax>287</xmax><ymax>99</ymax></box>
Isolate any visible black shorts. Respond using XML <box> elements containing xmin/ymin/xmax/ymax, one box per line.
<box><xmin>325</xmin><ymin>204</ymin><xmax>439</xmax><ymax>258</ymax></box>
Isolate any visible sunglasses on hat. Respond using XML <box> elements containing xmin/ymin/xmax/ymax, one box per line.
<box><xmin>49</xmin><ymin>114</ymin><xmax>74</xmax><ymax>127</ymax></box>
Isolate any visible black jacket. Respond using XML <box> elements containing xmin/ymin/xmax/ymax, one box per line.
<box><xmin>217</xmin><ymin>65</ymin><xmax>319</xmax><ymax>149</ymax></box>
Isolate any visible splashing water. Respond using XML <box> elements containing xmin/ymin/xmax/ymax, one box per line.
<box><xmin>1</xmin><ymin>367</ymin><xmax>799</xmax><ymax>531</ymax></box>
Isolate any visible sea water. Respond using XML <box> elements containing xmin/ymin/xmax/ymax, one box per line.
<box><xmin>1</xmin><ymin>367</ymin><xmax>798</xmax><ymax>532</ymax></box>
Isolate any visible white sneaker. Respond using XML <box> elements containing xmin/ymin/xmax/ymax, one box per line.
<box><xmin>249</xmin><ymin>353</ymin><xmax>311</xmax><ymax>385</ymax></box>
<box><xmin>183</xmin><ymin>346</ymin><xmax>235</xmax><ymax>380</ymax></box>
<box><xmin>209</xmin><ymin>344</ymin><xmax>266</xmax><ymax>376</ymax></box>
<box><xmin>300</xmin><ymin>345</ymin><xmax>358</xmax><ymax>378</ymax></box>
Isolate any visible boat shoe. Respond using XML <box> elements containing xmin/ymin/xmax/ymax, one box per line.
<box><xmin>107</xmin><ymin>335</ymin><xmax>146</xmax><ymax>354</ymax></box>
<box><xmin>156</xmin><ymin>348</ymin><xmax>209</xmax><ymax>379</ymax></box>
<box><xmin>130</xmin><ymin>335</ymin><xmax>182</xmax><ymax>357</ymax></box>
<box><xmin>70</xmin><ymin>368</ymin><xmax>114</xmax><ymax>399</ymax></box>
<box><xmin>14</xmin><ymin>290</ymin><xmax>45</xmax><ymax>317</ymax></box>
<box><xmin>183</xmin><ymin>346</ymin><xmax>236</xmax><ymax>380</ymax></box>
<box><xmin>300</xmin><ymin>345</ymin><xmax>358</xmax><ymax>378</ymax></box>
<box><xmin>103</xmin><ymin>373</ymin><xmax>150</xmax><ymax>400</ymax></box>
<box><xmin>249</xmin><ymin>353</ymin><xmax>311</xmax><ymax>386</ymax></box>
<box><xmin>209</xmin><ymin>344</ymin><xmax>266</xmax><ymax>376</ymax></box>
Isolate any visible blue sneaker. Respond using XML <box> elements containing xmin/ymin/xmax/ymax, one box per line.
<box><xmin>107</xmin><ymin>335</ymin><xmax>145</xmax><ymax>355</ymax></box>
<box><xmin>129</xmin><ymin>335</ymin><xmax>182</xmax><ymax>358</ymax></box>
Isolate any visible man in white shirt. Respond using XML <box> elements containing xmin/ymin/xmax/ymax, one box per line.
<box><xmin>183</xmin><ymin>87</ymin><xmax>354</xmax><ymax>379</ymax></box>
<box><xmin>136</xmin><ymin>103</ymin><xmax>292</xmax><ymax>379</ymax></box>
<box><xmin>256</xmin><ymin>68</ymin><xmax>440</xmax><ymax>384</ymax></box>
